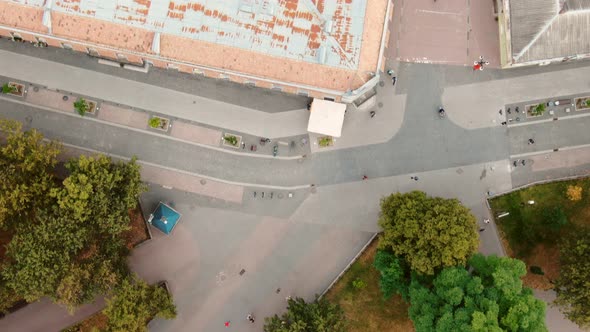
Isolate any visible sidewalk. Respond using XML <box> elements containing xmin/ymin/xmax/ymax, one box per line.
<box><xmin>0</xmin><ymin>50</ymin><xmax>309</xmax><ymax>139</ymax></box>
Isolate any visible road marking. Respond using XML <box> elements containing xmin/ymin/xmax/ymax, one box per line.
<box><xmin>58</xmin><ymin>142</ymin><xmax>312</xmax><ymax>191</ymax></box>
<box><xmin>0</xmin><ymin>94</ymin><xmax>305</xmax><ymax>160</ymax></box>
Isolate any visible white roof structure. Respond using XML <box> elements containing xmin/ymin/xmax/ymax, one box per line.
<box><xmin>307</xmin><ymin>99</ymin><xmax>346</xmax><ymax>137</ymax></box>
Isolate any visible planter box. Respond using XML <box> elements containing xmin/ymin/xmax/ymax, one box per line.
<box><xmin>222</xmin><ymin>133</ymin><xmax>242</xmax><ymax>148</ymax></box>
<box><xmin>73</xmin><ymin>98</ymin><xmax>98</xmax><ymax>116</ymax></box>
<box><xmin>6</xmin><ymin>82</ymin><xmax>25</xmax><ymax>97</ymax></box>
<box><xmin>148</xmin><ymin>116</ymin><xmax>171</xmax><ymax>132</ymax></box>
<box><xmin>84</xmin><ymin>99</ymin><xmax>98</xmax><ymax>115</ymax></box>
<box><xmin>525</xmin><ymin>104</ymin><xmax>546</xmax><ymax>118</ymax></box>
<box><xmin>317</xmin><ymin>136</ymin><xmax>334</xmax><ymax>148</ymax></box>
<box><xmin>574</xmin><ymin>97</ymin><xmax>590</xmax><ymax>111</ymax></box>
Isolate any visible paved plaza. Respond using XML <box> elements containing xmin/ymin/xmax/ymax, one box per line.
<box><xmin>1</xmin><ymin>18</ymin><xmax>590</xmax><ymax>332</ymax></box>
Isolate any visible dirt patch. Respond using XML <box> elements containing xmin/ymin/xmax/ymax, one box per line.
<box><xmin>521</xmin><ymin>244</ymin><xmax>560</xmax><ymax>290</ymax></box>
<box><xmin>325</xmin><ymin>238</ymin><xmax>414</xmax><ymax>332</ymax></box>
<box><xmin>0</xmin><ymin>229</ymin><xmax>13</xmax><ymax>260</ymax></box>
<box><xmin>64</xmin><ymin>311</ymin><xmax>108</xmax><ymax>332</ymax></box>
<box><xmin>123</xmin><ymin>207</ymin><xmax>150</xmax><ymax>249</ymax></box>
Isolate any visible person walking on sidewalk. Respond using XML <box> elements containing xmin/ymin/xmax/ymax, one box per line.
<box><xmin>247</xmin><ymin>314</ymin><xmax>255</xmax><ymax>323</ymax></box>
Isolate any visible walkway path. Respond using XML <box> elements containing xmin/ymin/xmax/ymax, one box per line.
<box><xmin>0</xmin><ymin>50</ymin><xmax>310</xmax><ymax>139</ymax></box>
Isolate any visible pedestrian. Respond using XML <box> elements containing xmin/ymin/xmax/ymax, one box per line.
<box><xmin>501</xmin><ymin>121</ymin><xmax>507</xmax><ymax>126</ymax></box>
<box><xmin>362</xmin><ymin>175</ymin><xmax>368</xmax><ymax>180</ymax></box>
<box><xmin>414</xmin><ymin>176</ymin><xmax>419</xmax><ymax>181</ymax></box>
<box><xmin>241</xmin><ymin>141</ymin><xmax>246</xmax><ymax>149</ymax></box>
<box><xmin>528</xmin><ymin>138</ymin><xmax>535</xmax><ymax>145</ymax></box>
<box><xmin>387</xmin><ymin>69</ymin><xmax>394</xmax><ymax>76</ymax></box>
<box><xmin>479</xmin><ymin>228</ymin><xmax>485</xmax><ymax>232</ymax></box>
<box><xmin>247</xmin><ymin>314</ymin><xmax>255</xmax><ymax>323</ymax></box>
<box><xmin>225</xmin><ymin>321</ymin><xmax>231</xmax><ymax>327</ymax></box>
<box><xmin>370</xmin><ymin>110</ymin><xmax>376</xmax><ymax>118</ymax></box>
<box><xmin>410</xmin><ymin>176</ymin><xmax>414</xmax><ymax>180</ymax></box>
<box><xmin>392</xmin><ymin>76</ymin><xmax>397</xmax><ymax>86</ymax></box>
<box><xmin>499</xmin><ymin>109</ymin><xmax>503</xmax><ymax>115</ymax></box>
<box><xmin>484</xmin><ymin>219</ymin><xmax>490</xmax><ymax>224</ymax></box>
<box><xmin>276</xmin><ymin>288</ymin><xmax>281</xmax><ymax>293</ymax></box>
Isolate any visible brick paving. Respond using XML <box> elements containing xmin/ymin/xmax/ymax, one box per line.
<box><xmin>170</xmin><ymin>121</ymin><xmax>222</xmax><ymax>147</ymax></box>
<box><xmin>96</xmin><ymin>103</ymin><xmax>150</xmax><ymax>130</ymax></box>
<box><xmin>26</xmin><ymin>88</ymin><xmax>74</xmax><ymax>113</ymax></box>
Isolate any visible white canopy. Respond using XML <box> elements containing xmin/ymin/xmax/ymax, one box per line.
<box><xmin>307</xmin><ymin>99</ymin><xmax>346</xmax><ymax>137</ymax></box>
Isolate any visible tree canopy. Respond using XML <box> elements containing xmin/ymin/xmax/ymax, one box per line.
<box><xmin>373</xmin><ymin>250</ymin><xmax>411</xmax><ymax>301</ymax></box>
<box><xmin>0</xmin><ymin>119</ymin><xmax>60</xmax><ymax>230</ymax></box>
<box><xmin>554</xmin><ymin>227</ymin><xmax>590</xmax><ymax>329</ymax></box>
<box><xmin>378</xmin><ymin>191</ymin><xmax>479</xmax><ymax>275</ymax></box>
<box><xmin>1</xmin><ymin>152</ymin><xmax>145</xmax><ymax>309</ymax></box>
<box><xmin>103</xmin><ymin>275</ymin><xmax>176</xmax><ymax>332</ymax></box>
<box><xmin>264</xmin><ymin>296</ymin><xmax>347</xmax><ymax>332</ymax></box>
<box><xmin>408</xmin><ymin>254</ymin><xmax>547</xmax><ymax>332</ymax></box>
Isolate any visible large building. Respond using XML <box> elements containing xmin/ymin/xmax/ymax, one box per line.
<box><xmin>499</xmin><ymin>0</ymin><xmax>590</xmax><ymax>68</ymax></box>
<box><xmin>0</xmin><ymin>0</ymin><xmax>391</xmax><ymax>102</ymax></box>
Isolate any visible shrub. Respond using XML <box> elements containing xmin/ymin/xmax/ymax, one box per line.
<box><xmin>586</xmin><ymin>99</ymin><xmax>590</xmax><ymax>107</ymax></box>
<box><xmin>530</xmin><ymin>266</ymin><xmax>544</xmax><ymax>275</ymax></box>
<box><xmin>351</xmin><ymin>278</ymin><xmax>366</xmax><ymax>290</ymax></box>
<box><xmin>223</xmin><ymin>135</ymin><xmax>238</xmax><ymax>146</ymax></box>
<box><xmin>148</xmin><ymin>117</ymin><xmax>161</xmax><ymax>129</ymax></box>
<box><xmin>566</xmin><ymin>185</ymin><xmax>582</xmax><ymax>201</ymax></box>
<box><xmin>318</xmin><ymin>136</ymin><xmax>333</xmax><ymax>147</ymax></box>
<box><xmin>531</xmin><ymin>103</ymin><xmax>546</xmax><ymax>116</ymax></box>
<box><xmin>1</xmin><ymin>83</ymin><xmax>16</xmax><ymax>94</ymax></box>
<box><xmin>73</xmin><ymin>98</ymin><xmax>88</xmax><ymax>116</ymax></box>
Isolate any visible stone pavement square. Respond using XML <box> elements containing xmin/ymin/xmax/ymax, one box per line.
<box><xmin>170</xmin><ymin>121</ymin><xmax>222</xmax><ymax>147</ymax></box>
<box><xmin>391</xmin><ymin>0</ymin><xmax>499</xmax><ymax>67</ymax></box>
<box><xmin>97</xmin><ymin>103</ymin><xmax>150</xmax><ymax>130</ymax></box>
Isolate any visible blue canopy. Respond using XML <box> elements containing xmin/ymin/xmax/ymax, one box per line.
<box><xmin>148</xmin><ymin>202</ymin><xmax>181</xmax><ymax>235</ymax></box>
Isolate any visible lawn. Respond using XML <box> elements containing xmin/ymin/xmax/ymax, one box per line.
<box><xmin>489</xmin><ymin>178</ymin><xmax>590</xmax><ymax>289</ymax></box>
<box><xmin>325</xmin><ymin>238</ymin><xmax>413</xmax><ymax>332</ymax></box>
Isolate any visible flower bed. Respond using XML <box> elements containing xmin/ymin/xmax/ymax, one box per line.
<box><xmin>222</xmin><ymin>133</ymin><xmax>242</xmax><ymax>148</ymax></box>
<box><xmin>148</xmin><ymin>116</ymin><xmax>171</xmax><ymax>132</ymax></box>
<box><xmin>318</xmin><ymin>136</ymin><xmax>334</xmax><ymax>148</ymax></box>
<box><xmin>2</xmin><ymin>82</ymin><xmax>25</xmax><ymax>97</ymax></box>
<box><xmin>526</xmin><ymin>103</ymin><xmax>546</xmax><ymax>118</ymax></box>
<box><xmin>73</xmin><ymin>98</ymin><xmax>97</xmax><ymax>116</ymax></box>
<box><xmin>574</xmin><ymin>97</ymin><xmax>590</xmax><ymax>111</ymax></box>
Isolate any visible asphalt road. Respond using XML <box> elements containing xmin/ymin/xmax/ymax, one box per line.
<box><xmin>0</xmin><ymin>63</ymin><xmax>511</xmax><ymax>188</ymax></box>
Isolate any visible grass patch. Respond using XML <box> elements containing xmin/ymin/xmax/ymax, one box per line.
<box><xmin>325</xmin><ymin>239</ymin><xmax>413</xmax><ymax>332</ymax></box>
<box><xmin>490</xmin><ymin>177</ymin><xmax>590</xmax><ymax>289</ymax></box>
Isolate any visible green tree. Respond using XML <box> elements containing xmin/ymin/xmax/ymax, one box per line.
<box><xmin>373</xmin><ymin>250</ymin><xmax>411</xmax><ymax>300</ymax></box>
<box><xmin>0</xmin><ymin>119</ymin><xmax>60</xmax><ymax>230</ymax></box>
<box><xmin>554</xmin><ymin>228</ymin><xmax>590</xmax><ymax>328</ymax></box>
<box><xmin>2</xmin><ymin>155</ymin><xmax>144</xmax><ymax>308</ymax></box>
<box><xmin>408</xmin><ymin>254</ymin><xmax>547</xmax><ymax>332</ymax></box>
<box><xmin>264</xmin><ymin>296</ymin><xmax>347</xmax><ymax>332</ymax></box>
<box><xmin>103</xmin><ymin>275</ymin><xmax>176</xmax><ymax>332</ymax></box>
<box><xmin>377</xmin><ymin>191</ymin><xmax>479</xmax><ymax>275</ymax></box>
